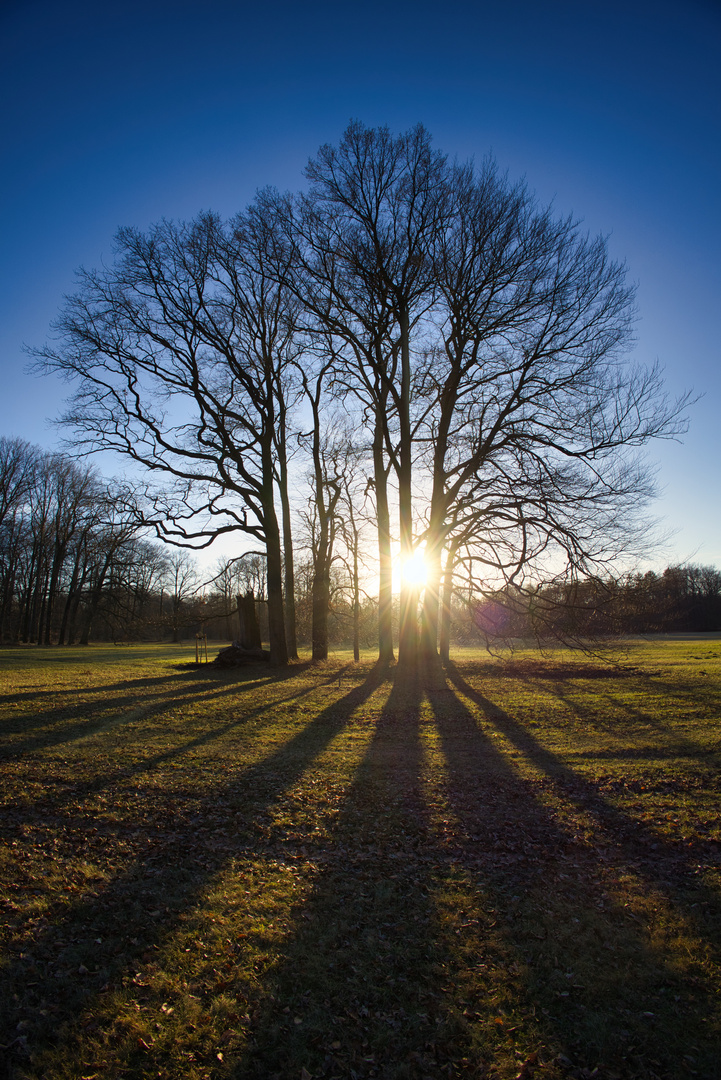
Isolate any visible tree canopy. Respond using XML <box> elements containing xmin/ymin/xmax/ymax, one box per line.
<box><xmin>31</xmin><ymin>122</ymin><xmax>689</xmax><ymax>666</ymax></box>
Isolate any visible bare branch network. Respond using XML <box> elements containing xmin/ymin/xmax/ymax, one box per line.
<box><xmin>29</xmin><ymin>122</ymin><xmax>690</xmax><ymax>667</ymax></box>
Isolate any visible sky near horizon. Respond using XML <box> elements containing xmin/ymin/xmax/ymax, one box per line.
<box><xmin>1</xmin><ymin>0</ymin><xmax>719</xmax><ymax>569</ymax></box>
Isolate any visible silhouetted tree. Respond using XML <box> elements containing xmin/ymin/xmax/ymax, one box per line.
<box><xmin>32</xmin><ymin>211</ymin><xmax>302</xmax><ymax>663</ymax></box>
<box><xmin>163</xmin><ymin>550</ymin><xmax>199</xmax><ymax>642</ymax></box>
<box><xmin>32</xmin><ymin>122</ymin><xmax>690</xmax><ymax>667</ymax></box>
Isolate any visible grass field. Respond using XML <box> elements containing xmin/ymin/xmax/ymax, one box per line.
<box><xmin>0</xmin><ymin>640</ymin><xmax>720</xmax><ymax>1080</ymax></box>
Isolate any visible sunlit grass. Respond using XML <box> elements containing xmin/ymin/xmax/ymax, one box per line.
<box><xmin>1</xmin><ymin>640</ymin><xmax>720</xmax><ymax>1078</ymax></box>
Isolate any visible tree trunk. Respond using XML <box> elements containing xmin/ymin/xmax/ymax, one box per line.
<box><xmin>43</xmin><ymin>533</ymin><xmax>68</xmax><ymax>646</ymax></box>
<box><xmin>420</xmin><ymin>542</ymin><xmax>443</xmax><ymax>671</ymax></box>
<box><xmin>419</xmin><ymin>356</ymin><xmax>460</xmax><ymax>671</ymax></box>
<box><xmin>237</xmin><ymin>591</ymin><xmax>262</xmax><ymax>649</ymax></box>
<box><xmin>79</xmin><ymin>552</ymin><xmax>112</xmax><ymax>645</ymax></box>
<box><xmin>311</xmin><ymin>563</ymin><xmax>330</xmax><ymax>661</ymax></box>
<box><xmin>58</xmin><ymin>543</ymin><xmax>84</xmax><ymax>645</ymax></box>
<box><xmin>263</xmin><ymin>489</ymin><xmax>288</xmax><ymax>665</ymax></box>
<box><xmin>311</xmin><ymin>452</ymin><xmax>331</xmax><ymax>662</ymax></box>
<box><xmin>352</xmin><ymin>539</ymin><xmax>360</xmax><ymax>663</ymax></box>
<box><xmin>20</xmin><ymin>543</ymin><xmax>40</xmax><ymax>643</ymax></box>
<box><xmin>65</xmin><ymin>562</ymin><xmax>89</xmax><ymax>645</ymax></box>
<box><xmin>27</xmin><ymin>548</ymin><xmax>47</xmax><ymax>644</ymax></box>
<box><xmin>310</xmin><ymin>467</ymin><xmax>335</xmax><ymax>658</ymax></box>
<box><xmin>439</xmin><ymin>539</ymin><xmax>460</xmax><ymax>666</ymax></box>
<box><xmin>396</xmin><ymin>306</ymin><xmax>417</xmax><ymax>670</ymax></box>
<box><xmin>277</xmin><ymin>425</ymin><xmax>298</xmax><ymax>659</ymax></box>
<box><xmin>373</xmin><ymin>420</ymin><xmax>394</xmax><ymax>664</ymax></box>
<box><xmin>0</xmin><ymin>562</ymin><xmax>18</xmax><ymax>642</ymax></box>
<box><xmin>36</xmin><ymin>574</ymin><xmax>49</xmax><ymax>645</ymax></box>
<box><xmin>0</xmin><ymin>519</ymin><xmax>20</xmax><ymax>642</ymax></box>
<box><xmin>420</xmin><ymin>490</ymin><xmax>451</xmax><ymax>673</ymax></box>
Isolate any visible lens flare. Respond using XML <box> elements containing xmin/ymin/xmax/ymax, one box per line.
<box><xmin>402</xmin><ymin>550</ymin><xmax>427</xmax><ymax>586</ymax></box>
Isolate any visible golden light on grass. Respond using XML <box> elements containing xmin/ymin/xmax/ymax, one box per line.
<box><xmin>2</xmin><ymin>642</ymin><xmax>720</xmax><ymax>1079</ymax></box>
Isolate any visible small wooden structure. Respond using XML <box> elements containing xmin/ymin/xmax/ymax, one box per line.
<box><xmin>195</xmin><ymin>632</ymin><xmax>208</xmax><ymax>663</ymax></box>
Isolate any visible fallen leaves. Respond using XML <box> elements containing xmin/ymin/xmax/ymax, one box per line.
<box><xmin>515</xmin><ymin>1051</ymin><xmax>539</xmax><ymax>1079</ymax></box>
<box><xmin>1</xmin><ymin>645</ymin><xmax>721</xmax><ymax>1080</ymax></box>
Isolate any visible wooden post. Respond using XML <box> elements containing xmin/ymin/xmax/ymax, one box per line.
<box><xmin>196</xmin><ymin>632</ymin><xmax>208</xmax><ymax>662</ymax></box>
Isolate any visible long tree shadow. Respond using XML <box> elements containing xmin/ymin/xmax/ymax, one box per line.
<box><xmin>432</xmin><ymin>666</ymin><xmax>721</xmax><ymax>1077</ymax></box>
<box><xmin>0</xmin><ymin>666</ymin><xmax>384</xmax><ymax>1076</ymax></box>
<box><xmin>1</xmin><ymin>671</ymin><xmax>338</xmax><ymax>799</ymax></box>
<box><xmin>530</xmin><ymin>673</ymin><xmax>718</xmax><ymax>768</ymax></box>
<box><xmin>0</xmin><ymin>665</ymin><xmax>301</xmax><ymax>757</ymax></box>
<box><xmin>0</xmin><ymin>667</ymin><xmax>227</xmax><ymax>707</ymax></box>
<box><xmin>445</xmin><ymin>664</ymin><xmax>721</xmax><ymax>908</ymax></box>
<box><xmin>0</xmin><ymin>658</ymin><xmax>313</xmax><ymax>702</ymax></box>
<box><xmin>5</xmin><ymin>661</ymin><xmax>719</xmax><ymax>1079</ymax></box>
<box><xmin>543</xmin><ymin>673</ymin><xmax>721</xmax><ymax>777</ymax></box>
<box><xmin>228</xmin><ymin>667</ymin><xmax>464</xmax><ymax>1079</ymax></box>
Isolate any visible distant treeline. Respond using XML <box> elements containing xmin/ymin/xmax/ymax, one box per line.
<box><xmin>463</xmin><ymin>565</ymin><xmax>721</xmax><ymax>644</ymax></box>
<box><xmin>0</xmin><ymin>436</ymin><xmax>372</xmax><ymax>648</ymax></box>
<box><xmin>0</xmin><ymin>437</ymin><xmax>203</xmax><ymax>645</ymax></box>
<box><xmin>2</xmin><ymin>435</ymin><xmax>718</xmax><ymax>648</ymax></box>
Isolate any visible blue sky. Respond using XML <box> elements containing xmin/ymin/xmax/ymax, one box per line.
<box><xmin>1</xmin><ymin>0</ymin><xmax>719</xmax><ymax>568</ymax></box>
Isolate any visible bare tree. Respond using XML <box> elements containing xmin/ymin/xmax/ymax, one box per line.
<box><xmin>300</xmin><ymin>122</ymin><xmax>449</xmax><ymax>668</ymax></box>
<box><xmin>293</xmin><ymin>124</ymin><xmax>687</xmax><ymax>670</ymax></box>
<box><xmin>416</xmin><ymin>158</ymin><xmax>688</xmax><ymax>667</ymax></box>
<box><xmin>257</xmin><ymin>123</ymin><xmax>449</xmax><ymax>666</ymax></box>
<box><xmin>299</xmin><ymin>409</ymin><xmax>354</xmax><ymax>661</ymax></box>
<box><xmin>70</xmin><ymin>511</ymin><xmax>142</xmax><ymax>645</ymax></box>
<box><xmin>334</xmin><ymin>438</ymin><xmax>373</xmax><ymax>662</ymax></box>
<box><xmin>0</xmin><ymin>438</ymin><xmax>38</xmax><ymax>532</ymax></box>
<box><xmin>163</xmin><ymin>550</ymin><xmax>199</xmax><ymax>642</ymax></box>
<box><xmin>0</xmin><ymin>438</ymin><xmax>39</xmax><ymax>640</ymax></box>
<box><xmin>31</xmin><ymin>210</ymin><xmax>302</xmax><ymax>663</ymax></box>
<box><xmin>31</xmin><ymin>122</ymin><xmax>690</xmax><ymax>668</ymax></box>
<box><xmin>40</xmin><ymin>457</ymin><xmax>100</xmax><ymax>645</ymax></box>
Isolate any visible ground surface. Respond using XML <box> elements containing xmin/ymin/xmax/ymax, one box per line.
<box><xmin>0</xmin><ymin>640</ymin><xmax>719</xmax><ymax>1080</ymax></box>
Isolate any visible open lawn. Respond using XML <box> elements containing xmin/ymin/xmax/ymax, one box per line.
<box><xmin>1</xmin><ymin>640</ymin><xmax>720</xmax><ymax>1080</ymax></box>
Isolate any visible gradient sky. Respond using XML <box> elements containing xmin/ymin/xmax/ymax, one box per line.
<box><xmin>1</xmin><ymin>0</ymin><xmax>719</xmax><ymax>568</ymax></box>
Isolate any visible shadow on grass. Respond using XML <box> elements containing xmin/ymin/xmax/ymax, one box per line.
<box><xmin>446</xmin><ymin>664</ymin><xmax>721</xmax><ymax>895</ymax></box>
<box><xmin>3</xmin><ymin>660</ymin><xmax>720</xmax><ymax>1080</ymax></box>
<box><xmin>533</xmin><ymin>668</ymin><xmax>721</xmax><ymax>767</ymax></box>
<box><xmin>525</xmin><ymin>672</ymin><xmax>711</xmax><ymax>750</ymax></box>
<box><xmin>228</xmin><ymin>667</ymin><xmax>462</xmax><ymax>1079</ymax></box>
<box><xmin>230</xmin><ymin>663</ymin><xmax>721</xmax><ymax>1079</ymax></box>
<box><xmin>0</xmin><ymin>665</ymin><xmax>275</xmax><ymax>707</ymax></box>
<box><xmin>0</xmin><ymin>665</ymin><xmax>385</xmax><ymax>1077</ymax></box>
<box><xmin>0</xmin><ymin>663</ymin><xmax>318</xmax><ymax>759</ymax></box>
<box><xmin>435</xmin><ymin>664</ymin><xmax>721</xmax><ymax>1077</ymax></box>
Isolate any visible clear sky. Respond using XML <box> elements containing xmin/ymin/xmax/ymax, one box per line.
<box><xmin>1</xmin><ymin>0</ymin><xmax>719</xmax><ymax>569</ymax></box>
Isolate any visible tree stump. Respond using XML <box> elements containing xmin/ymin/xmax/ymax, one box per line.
<box><xmin>236</xmin><ymin>590</ymin><xmax>262</xmax><ymax>650</ymax></box>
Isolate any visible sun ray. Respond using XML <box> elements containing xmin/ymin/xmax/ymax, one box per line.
<box><xmin>402</xmin><ymin>550</ymin><xmax>428</xmax><ymax>587</ymax></box>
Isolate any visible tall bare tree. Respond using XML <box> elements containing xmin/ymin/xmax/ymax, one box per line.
<box><xmin>417</xmin><ymin>159</ymin><xmax>687</xmax><ymax>668</ymax></box>
<box><xmin>301</xmin><ymin>122</ymin><xmax>449</xmax><ymax>668</ymax></box>
<box><xmin>32</xmin><ymin>211</ymin><xmax>302</xmax><ymax>663</ymax></box>
<box><xmin>32</xmin><ymin>122</ymin><xmax>689</xmax><ymax>668</ymax></box>
<box><xmin>163</xmin><ymin>550</ymin><xmax>199</xmax><ymax>642</ymax></box>
<box><xmin>0</xmin><ymin>438</ymin><xmax>39</xmax><ymax>640</ymax></box>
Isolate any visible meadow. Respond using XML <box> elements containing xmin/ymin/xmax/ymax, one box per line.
<box><xmin>0</xmin><ymin>639</ymin><xmax>719</xmax><ymax>1080</ymax></box>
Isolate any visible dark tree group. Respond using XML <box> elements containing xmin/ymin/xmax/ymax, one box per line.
<box><xmin>2</xmin><ymin>436</ymin><xmax>718</xmax><ymax>647</ymax></box>
<box><xmin>463</xmin><ymin>564</ymin><xmax>721</xmax><ymax>644</ymax></box>
<box><xmin>0</xmin><ymin>437</ymin><xmax>206</xmax><ymax>644</ymax></box>
<box><xmin>31</xmin><ymin>122</ymin><xmax>689</xmax><ymax>666</ymax></box>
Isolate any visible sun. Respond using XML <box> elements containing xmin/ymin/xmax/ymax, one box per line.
<box><xmin>402</xmin><ymin>550</ymin><xmax>428</xmax><ymax>587</ymax></box>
